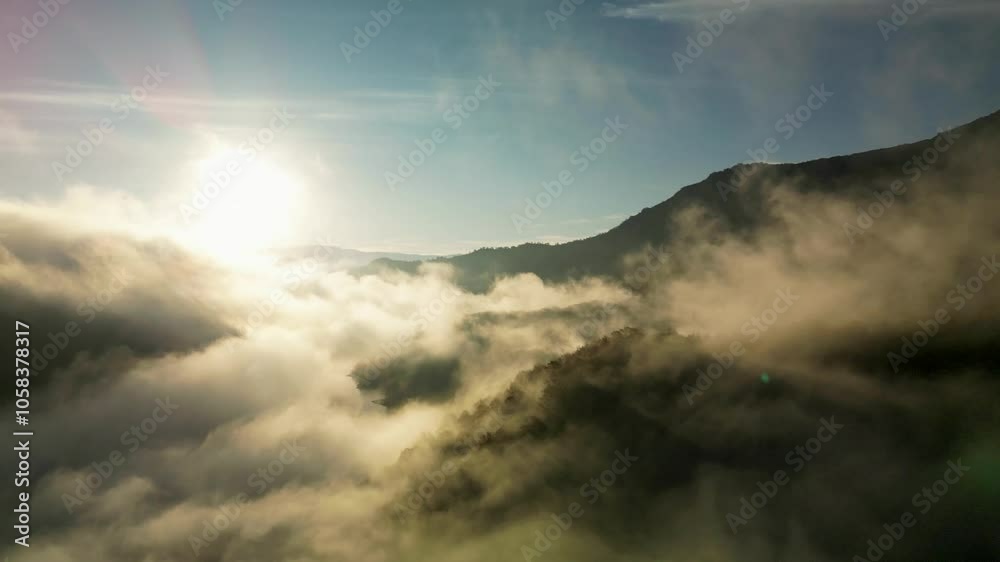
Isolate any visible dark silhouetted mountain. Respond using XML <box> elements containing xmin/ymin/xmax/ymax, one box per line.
<box><xmin>361</xmin><ymin>110</ymin><xmax>1000</xmax><ymax>292</ymax></box>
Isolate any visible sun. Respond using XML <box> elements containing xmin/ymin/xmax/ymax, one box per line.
<box><xmin>183</xmin><ymin>148</ymin><xmax>303</xmax><ymax>257</ymax></box>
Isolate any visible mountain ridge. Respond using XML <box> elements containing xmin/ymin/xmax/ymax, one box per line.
<box><xmin>361</xmin><ymin>109</ymin><xmax>1000</xmax><ymax>292</ymax></box>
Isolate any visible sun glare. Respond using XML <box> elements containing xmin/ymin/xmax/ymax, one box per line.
<box><xmin>183</xmin><ymin>148</ymin><xmax>303</xmax><ymax>258</ymax></box>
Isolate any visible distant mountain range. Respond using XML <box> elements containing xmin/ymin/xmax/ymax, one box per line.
<box><xmin>271</xmin><ymin>245</ymin><xmax>435</xmax><ymax>272</ymax></box>
<box><xmin>361</xmin><ymin>110</ymin><xmax>1000</xmax><ymax>292</ymax></box>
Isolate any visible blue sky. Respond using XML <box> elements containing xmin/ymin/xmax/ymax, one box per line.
<box><xmin>1</xmin><ymin>0</ymin><xmax>997</xmax><ymax>254</ymax></box>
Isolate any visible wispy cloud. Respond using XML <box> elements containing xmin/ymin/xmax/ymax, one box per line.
<box><xmin>0</xmin><ymin>79</ymin><xmax>463</xmax><ymax>128</ymax></box>
<box><xmin>602</xmin><ymin>0</ymin><xmax>1000</xmax><ymax>22</ymax></box>
<box><xmin>0</xmin><ymin>110</ymin><xmax>39</xmax><ymax>154</ymax></box>
<box><xmin>602</xmin><ymin>0</ymin><xmax>746</xmax><ymax>21</ymax></box>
